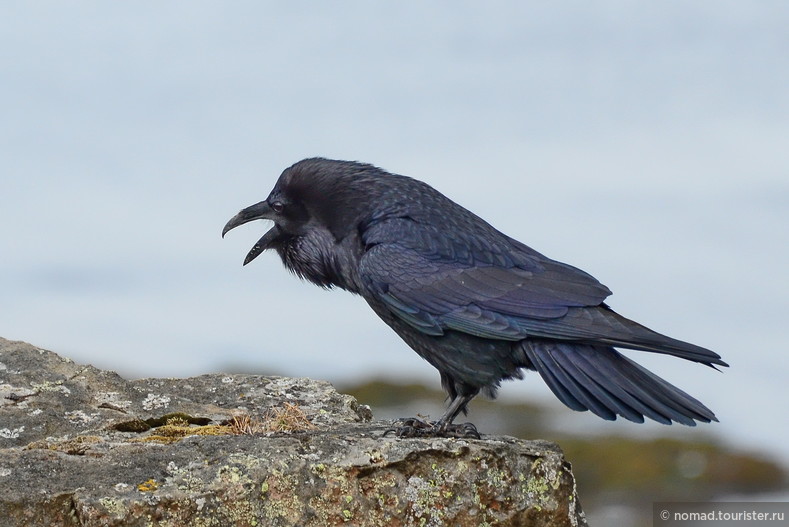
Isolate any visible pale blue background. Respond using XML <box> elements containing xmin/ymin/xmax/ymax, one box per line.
<box><xmin>2</xmin><ymin>2</ymin><xmax>787</xmax><ymax>465</ymax></box>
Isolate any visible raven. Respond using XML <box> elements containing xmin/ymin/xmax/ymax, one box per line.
<box><xmin>223</xmin><ymin>158</ymin><xmax>726</xmax><ymax>438</ymax></box>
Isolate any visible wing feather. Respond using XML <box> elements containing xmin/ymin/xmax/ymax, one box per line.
<box><xmin>358</xmin><ymin>210</ymin><xmax>726</xmax><ymax>368</ymax></box>
<box><xmin>360</xmin><ymin>217</ymin><xmax>611</xmax><ymax>339</ymax></box>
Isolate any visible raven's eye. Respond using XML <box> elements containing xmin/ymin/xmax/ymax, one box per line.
<box><xmin>271</xmin><ymin>201</ymin><xmax>284</xmax><ymax>213</ymax></box>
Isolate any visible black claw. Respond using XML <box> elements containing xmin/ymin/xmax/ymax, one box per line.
<box><xmin>453</xmin><ymin>422</ymin><xmax>481</xmax><ymax>439</ymax></box>
<box><xmin>383</xmin><ymin>418</ymin><xmax>481</xmax><ymax>439</ymax></box>
<box><xmin>383</xmin><ymin>417</ymin><xmax>430</xmax><ymax>437</ymax></box>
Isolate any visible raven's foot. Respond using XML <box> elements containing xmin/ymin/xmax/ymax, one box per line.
<box><xmin>383</xmin><ymin>418</ymin><xmax>481</xmax><ymax>439</ymax></box>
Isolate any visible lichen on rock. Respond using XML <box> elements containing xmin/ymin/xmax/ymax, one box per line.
<box><xmin>0</xmin><ymin>337</ymin><xmax>586</xmax><ymax>526</ymax></box>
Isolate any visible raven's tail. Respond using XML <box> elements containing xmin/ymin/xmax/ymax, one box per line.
<box><xmin>592</xmin><ymin>307</ymin><xmax>729</xmax><ymax>368</ymax></box>
<box><xmin>517</xmin><ymin>340</ymin><xmax>718</xmax><ymax>425</ymax></box>
<box><xmin>518</xmin><ymin>306</ymin><xmax>728</xmax><ymax>368</ymax></box>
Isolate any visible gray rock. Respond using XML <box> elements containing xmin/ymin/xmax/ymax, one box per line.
<box><xmin>0</xmin><ymin>337</ymin><xmax>586</xmax><ymax>526</ymax></box>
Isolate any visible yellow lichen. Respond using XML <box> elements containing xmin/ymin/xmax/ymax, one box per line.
<box><xmin>99</xmin><ymin>497</ymin><xmax>127</xmax><ymax>516</ymax></box>
<box><xmin>260</xmin><ymin>469</ymin><xmax>304</xmax><ymax>522</ymax></box>
<box><xmin>137</xmin><ymin>479</ymin><xmax>158</xmax><ymax>492</ymax></box>
<box><xmin>128</xmin><ymin>423</ymin><xmax>235</xmax><ymax>444</ymax></box>
<box><xmin>25</xmin><ymin>435</ymin><xmax>102</xmax><ymax>455</ymax></box>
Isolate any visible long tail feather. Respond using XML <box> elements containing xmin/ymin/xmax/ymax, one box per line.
<box><xmin>519</xmin><ymin>340</ymin><xmax>718</xmax><ymax>425</ymax></box>
<box><xmin>517</xmin><ymin>306</ymin><xmax>728</xmax><ymax>368</ymax></box>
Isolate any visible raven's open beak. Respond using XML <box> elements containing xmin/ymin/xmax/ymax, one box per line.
<box><xmin>222</xmin><ymin>201</ymin><xmax>280</xmax><ymax>265</ymax></box>
<box><xmin>222</xmin><ymin>200</ymin><xmax>272</xmax><ymax>237</ymax></box>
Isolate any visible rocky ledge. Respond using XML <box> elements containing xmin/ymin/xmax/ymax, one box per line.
<box><xmin>0</xmin><ymin>337</ymin><xmax>586</xmax><ymax>526</ymax></box>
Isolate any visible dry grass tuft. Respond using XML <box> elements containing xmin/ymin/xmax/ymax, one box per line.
<box><xmin>227</xmin><ymin>403</ymin><xmax>316</xmax><ymax>434</ymax></box>
<box><xmin>261</xmin><ymin>402</ymin><xmax>317</xmax><ymax>432</ymax></box>
<box><xmin>123</xmin><ymin>403</ymin><xmax>316</xmax><ymax>444</ymax></box>
<box><xmin>227</xmin><ymin>413</ymin><xmax>265</xmax><ymax>434</ymax></box>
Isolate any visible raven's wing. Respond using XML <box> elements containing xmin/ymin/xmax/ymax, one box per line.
<box><xmin>359</xmin><ymin>217</ymin><xmax>611</xmax><ymax>338</ymax></box>
<box><xmin>359</xmin><ymin>217</ymin><xmax>725</xmax><ymax>367</ymax></box>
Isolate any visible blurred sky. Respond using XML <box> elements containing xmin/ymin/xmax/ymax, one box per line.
<box><xmin>2</xmin><ymin>2</ymin><xmax>788</xmax><ymax>464</ymax></box>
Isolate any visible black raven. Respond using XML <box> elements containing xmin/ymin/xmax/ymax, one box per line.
<box><xmin>223</xmin><ymin>158</ymin><xmax>727</xmax><ymax>438</ymax></box>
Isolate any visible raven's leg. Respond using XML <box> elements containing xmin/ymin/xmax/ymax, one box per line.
<box><xmin>384</xmin><ymin>393</ymin><xmax>481</xmax><ymax>439</ymax></box>
<box><xmin>436</xmin><ymin>393</ymin><xmax>474</xmax><ymax>427</ymax></box>
<box><xmin>434</xmin><ymin>393</ymin><xmax>480</xmax><ymax>438</ymax></box>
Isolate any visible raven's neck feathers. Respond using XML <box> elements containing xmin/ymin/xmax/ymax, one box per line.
<box><xmin>273</xmin><ymin>158</ymin><xmax>446</xmax><ymax>292</ymax></box>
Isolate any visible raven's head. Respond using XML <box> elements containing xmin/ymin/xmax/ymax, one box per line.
<box><xmin>222</xmin><ymin>157</ymin><xmax>384</xmax><ymax>265</ymax></box>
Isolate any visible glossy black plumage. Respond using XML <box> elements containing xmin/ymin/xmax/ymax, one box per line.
<box><xmin>223</xmin><ymin>158</ymin><xmax>727</xmax><ymax>434</ymax></box>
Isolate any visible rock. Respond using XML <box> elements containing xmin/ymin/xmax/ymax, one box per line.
<box><xmin>0</xmin><ymin>337</ymin><xmax>586</xmax><ymax>526</ymax></box>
